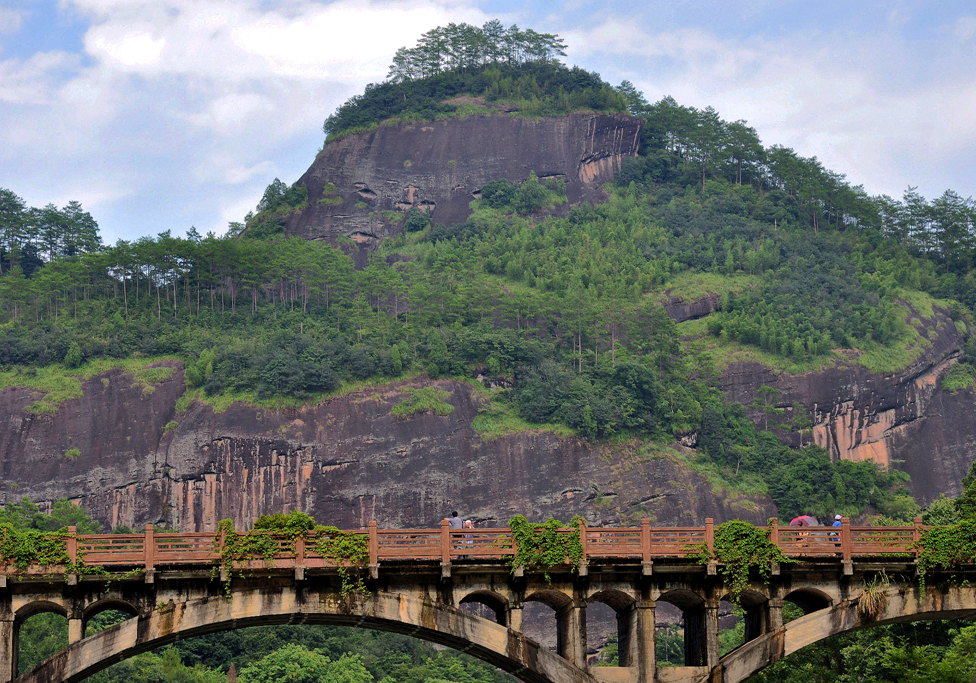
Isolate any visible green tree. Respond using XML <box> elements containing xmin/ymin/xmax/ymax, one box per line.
<box><xmin>238</xmin><ymin>644</ymin><xmax>371</xmax><ymax>683</ymax></box>
<box><xmin>956</xmin><ymin>460</ymin><xmax>976</xmax><ymax>520</ymax></box>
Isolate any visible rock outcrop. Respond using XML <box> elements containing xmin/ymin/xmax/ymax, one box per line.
<box><xmin>284</xmin><ymin>111</ymin><xmax>641</xmax><ymax>248</ymax></box>
<box><xmin>0</xmin><ymin>370</ymin><xmax>768</xmax><ymax>531</ymax></box>
<box><xmin>716</xmin><ymin>302</ymin><xmax>976</xmax><ymax>504</ymax></box>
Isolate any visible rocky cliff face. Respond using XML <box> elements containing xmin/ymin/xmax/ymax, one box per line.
<box><xmin>284</xmin><ymin>111</ymin><xmax>641</xmax><ymax>248</ymax></box>
<box><xmin>713</xmin><ymin>302</ymin><xmax>976</xmax><ymax>504</ymax></box>
<box><xmin>0</xmin><ymin>371</ymin><xmax>768</xmax><ymax>531</ymax></box>
<box><xmin>2</xmin><ymin>301</ymin><xmax>973</xmax><ymax>527</ymax></box>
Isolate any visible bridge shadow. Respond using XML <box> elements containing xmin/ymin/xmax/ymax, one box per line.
<box><xmin>15</xmin><ymin>589</ymin><xmax>598</xmax><ymax>683</ymax></box>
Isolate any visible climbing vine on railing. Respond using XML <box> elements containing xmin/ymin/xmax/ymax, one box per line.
<box><xmin>213</xmin><ymin>518</ymin><xmax>285</xmax><ymax>598</ymax></box>
<box><xmin>914</xmin><ymin>519</ymin><xmax>976</xmax><ymax>594</ymax></box>
<box><xmin>508</xmin><ymin>515</ymin><xmax>585</xmax><ymax>581</ymax></box>
<box><xmin>694</xmin><ymin>521</ymin><xmax>795</xmax><ymax>601</ymax></box>
<box><xmin>213</xmin><ymin>513</ymin><xmax>370</xmax><ymax>600</ymax></box>
<box><xmin>310</xmin><ymin>526</ymin><xmax>370</xmax><ymax>598</ymax></box>
<box><xmin>0</xmin><ymin>524</ymin><xmax>111</xmax><ymax>583</ymax></box>
<box><xmin>0</xmin><ymin>524</ymin><xmax>74</xmax><ymax>570</ymax></box>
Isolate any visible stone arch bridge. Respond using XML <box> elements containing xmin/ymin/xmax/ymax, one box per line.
<box><xmin>2</xmin><ymin>519</ymin><xmax>974</xmax><ymax>682</ymax></box>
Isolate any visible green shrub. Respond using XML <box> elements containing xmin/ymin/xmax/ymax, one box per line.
<box><xmin>942</xmin><ymin>362</ymin><xmax>976</xmax><ymax>392</ymax></box>
<box><xmin>390</xmin><ymin>387</ymin><xmax>454</xmax><ymax>416</ymax></box>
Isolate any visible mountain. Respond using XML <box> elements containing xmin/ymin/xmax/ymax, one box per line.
<box><xmin>1</xmin><ymin>56</ymin><xmax>975</xmax><ymax>533</ymax></box>
<box><xmin>284</xmin><ymin>109</ymin><xmax>641</xmax><ymax>251</ymax></box>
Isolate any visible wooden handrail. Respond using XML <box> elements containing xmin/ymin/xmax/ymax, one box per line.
<box><xmin>0</xmin><ymin>522</ymin><xmax>934</xmax><ymax>574</ymax></box>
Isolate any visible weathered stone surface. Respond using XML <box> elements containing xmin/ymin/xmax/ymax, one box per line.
<box><xmin>285</xmin><ymin>111</ymin><xmax>641</xmax><ymax>249</ymax></box>
<box><xmin>0</xmin><ymin>372</ymin><xmax>768</xmax><ymax>532</ymax></box>
<box><xmin>716</xmin><ymin>302</ymin><xmax>976</xmax><ymax>503</ymax></box>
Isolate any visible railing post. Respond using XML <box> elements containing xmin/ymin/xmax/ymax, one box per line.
<box><xmin>367</xmin><ymin>521</ymin><xmax>380</xmax><ymax>580</ymax></box>
<box><xmin>368</xmin><ymin>520</ymin><xmax>379</xmax><ymax>565</ymax></box>
<box><xmin>640</xmin><ymin>518</ymin><xmax>652</xmax><ymax>575</ymax></box>
<box><xmin>65</xmin><ymin>526</ymin><xmax>79</xmax><ymax>585</ymax></box>
<box><xmin>510</xmin><ymin>525</ymin><xmax>522</xmax><ymax>577</ymax></box>
<box><xmin>577</xmin><ymin>519</ymin><xmax>588</xmax><ymax>576</ymax></box>
<box><xmin>440</xmin><ymin>519</ymin><xmax>451</xmax><ymax>563</ymax></box>
<box><xmin>913</xmin><ymin>517</ymin><xmax>924</xmax><ymax>558</ymax></box>
<box><xmin>66</xmin><ymin>526</ymin><xmax>78</xmax><ymax>566</ymax></box>
<box><xmin>840</xmin><ymin>516</ymin><xmax>853</xmax><ymax>575</ymax></box>
<box><xmin>217</xmin><ymin>527</ymin><xmax>228</xmax><ymax>583</ymax></box>
<box><xmin>768</xmin><ymin>518</ymin><xmax>781</xmax><ymax>575</ymax></box>
<box><xmin>294</xmin><ymin>532</ymin><xmax>306</xmax><ymax>582</ymax></box>
<box><xmin>144</xmin><ymin>524</ymin><xmax>155</xmax><ymax>570</ymax></box>
<box><xmin>439</xmin><ymin>518</ymin><xmax>452</xmax><ymax>580</ymax></box>
<box><xmin>144</xmin><ymin>523</ymin><xmax>156</xmax><ymax>584</ymax></box>
<box><xmin>704</xmin><ymin>518</ymin><xmax>716</xmax><ymax>575</ymax></box>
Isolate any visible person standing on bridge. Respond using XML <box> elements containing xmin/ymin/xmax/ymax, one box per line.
<box><xmin>447</xmin><ymin>511</ymin><xmax>463</xmax><ymax>528</ymax></box>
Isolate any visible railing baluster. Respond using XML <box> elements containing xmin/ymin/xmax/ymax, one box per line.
<box><xmin>66</xmin><ymin>526</ymin><xmax>78</xmax><ymax>566</ymax></box>
<box><xmin>368</xmin><ymin>520</ymin><xmax>379</xmax><ymax>565</ymax></box>
<box><xmin>840</xmin><ymin>517</ymin><xmax>852</xmax><ymax>567</ymax></box>
<box><xmin>440</xmin><ymin>519</ymin><xmax>450</xmax><ymax>563</ymax></box>
<box><xmin>640</xmin><ymin>519</ymin><xmax>650</xmax><ymax>562</ymax></box>
<box><xmin>144</xmin><ymin>524</ymin><xmax>155</xmax><ymax>572</ymax></box>
<box><xmin>913</xmin><ymin>517</ymin><xmax>923</xmax><ymax>558</ymax></box>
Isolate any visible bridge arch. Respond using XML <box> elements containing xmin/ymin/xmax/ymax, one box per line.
<box><xmin>458</xmin><ymin>589</ymin><xmax>509</xmax><ymax>626</ymax></box>
<box><xmin>716</xmin><ymin>589</ymin><xmax>769</xmax><ymax>645</ymax></box>
<box><xmin>16</xmin><ymin>588</ymin><xmax>598</xmax><ymax>683</ymax></box>
<box><xmin>783</xmin><ymin>586</ymin><xmax>833</xmax><ymax>615</ymax></box>
<box><xmin>81</xmin><ymin>598</ymin><xmax>139</xmax><ymax>635</ymax></box>
<box><xmin>14</xmin><ymin>602</ymin><xmax>65</xmax><ymax>622</ymax></box>
<box><xmin>587</xmin><ymin>589</ymin><xmax>638</xmax><ymax>667</ymax></box>
<box><xmin>716</xmin><ymin>583</ymin><xmax>976</xmax><ymax>683</ymax></box>
<box><xmin>657</xmin><ymin>588</ymin><xmax>707</xmax><ymax>666</ymax></box>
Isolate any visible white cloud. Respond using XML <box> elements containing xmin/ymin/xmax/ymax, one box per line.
<box><xmin>0</xmin><ymin>7</ymin><xmax>27</xmax><ymax>35</ymax></box>
<box><xmin>567</xmin><ymin>16</ymin><xmax>976</xmax><ymax>198</ymax></box>
<box><xmin>952</xmin><ymin>15</ymin><xmax>976</xmax><ymax>41</ymax></box>
<box><xmin>3</xmin><ymin>1</ymin><xmax>976</xmax><ymax>240</ymax></box>
<box><xmin>0</xmin><ymin>0</ymin><xmax>489</xmax><ymax>238</ymax></box>
<box><xmin>0</xmin><ymin>51</ymin><xmax>79</xmax><ymax>104</ymax></box>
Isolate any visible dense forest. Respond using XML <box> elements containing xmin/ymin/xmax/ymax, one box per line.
<box><xmin>3</xmin><ymin>21</ymin><xmax>976</xmax><ymax>679</ymax></box>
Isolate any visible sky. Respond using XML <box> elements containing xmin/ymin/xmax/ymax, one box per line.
<box><xmin>1</xmin><ymin>0</ymin><xmax>975</xmax><ymax>243</ymax></box>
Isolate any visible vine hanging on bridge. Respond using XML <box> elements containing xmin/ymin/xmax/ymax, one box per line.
<box><xmin>213</xmin><ymin>513</ymin><xmax>369</xmax><ymax>599</ymax></box>
<box><xmin>694</xmin><ymin>520</ymin><xmax>795</xmax><ymax>601</ymax></box>
<box><xmin>507</xmin><ymin>515</ymin><xmax>585</xmax><ymax>581</ymax></box>
<box><xmin>914</xmin><ymin>519</ymin><xmax>976</xmax><ymax>594</ymax></box>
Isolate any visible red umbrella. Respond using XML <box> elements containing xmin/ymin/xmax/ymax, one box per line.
<box><xmin>789</xmin><ymin>515</ymin><xmax>820</xmax><ymax>527</ymax></box>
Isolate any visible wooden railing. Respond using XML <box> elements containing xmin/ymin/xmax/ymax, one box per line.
<box><xmin>2</xmin><ymin>517</ymin><xmax>927</xmax><ymax>574</ymax></box>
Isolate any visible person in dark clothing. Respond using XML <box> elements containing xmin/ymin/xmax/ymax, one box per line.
<box><xmin>447</xmin><ymin>511</ymin><xmax>463</xmax><ymax>529</ymax></box>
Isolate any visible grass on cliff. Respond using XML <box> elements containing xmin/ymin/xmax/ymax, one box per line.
<box><xmin>174</xmin><ymin>373</ymin><xmax>430</xmax><ymax>415</ymax></box>
<box><xmin>677</xmin><ymin>289</ymin><xmax>950</xmax><ymax>376</ymax></box>
<box><xmin>654</xmin><ymin>272</ymin><xmax>760</xmax><ymax>304</ymax></box>
<box><xmin>0</xmin><ymin>358</ymin><xmax>178</xmax><ymax>414</ymax></box>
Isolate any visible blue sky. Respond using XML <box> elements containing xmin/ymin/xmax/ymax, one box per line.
<box><xmin>1</xmin><ymin>0</ymin><xmax>975</xmax><ymax>243</ymax></box>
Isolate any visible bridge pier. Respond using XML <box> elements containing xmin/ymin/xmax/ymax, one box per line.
<box><xmin>635</xmin><ymin>599</ymin><xmax>655</xmax><ymax>682</ymax></box>
<box><xmin>557</xmin><ymin>600</ymin><xmax>587</xmax><ymax>669</ymax></box>
<box><xmin>705</xmin><ymin>599</ymin><xmax>721</xmax><ymax>668</ymax></box>
<box><xmin>0</xmin><ymin>618</ymin><xmax>13</xmax><ymax>683</ymax></box>
<box><xmin>508</xmin><ymin>602</ymin><xmax>523</xmax><ymax>633</ymax></box>
<box><xmin>67</xmin><ymin>616</ymin><xmax>83</xmax><ymax>645</ymax></box>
